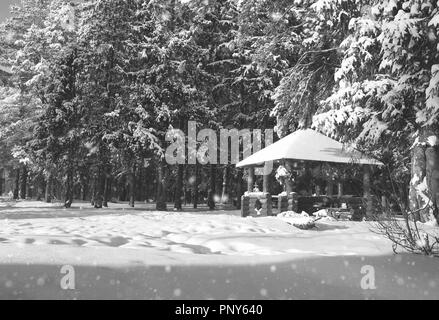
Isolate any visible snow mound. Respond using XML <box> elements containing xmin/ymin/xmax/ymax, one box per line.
<box><xmin>277</xmin><ymin>211</ymin><xmax>316</xmax><ymax>229</ymax></box>
<box><xmin>314</xmin><ymin>209</ymin><xmax>328</xmax><ymax>217</ymax></box>
<box><xmin>313</xmin><ymin>209</ymin><xmax>337</xmax><ymax>221</ymax></box>
<box><xmin>277</xmin><ymin>210</ymin><xmax>309</xmax><ymax>218</ymax></box>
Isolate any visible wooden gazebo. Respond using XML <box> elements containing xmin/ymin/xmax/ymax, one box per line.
<box><xmin>236</xmin><ymin>129</ymin><xmax>384</xmax><ymax>217</ymax></box>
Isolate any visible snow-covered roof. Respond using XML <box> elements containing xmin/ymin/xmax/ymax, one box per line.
<box><xmin>236</xmin><ymin>129</ymin><xmax>383</xmax><ymax>167</ymax></box>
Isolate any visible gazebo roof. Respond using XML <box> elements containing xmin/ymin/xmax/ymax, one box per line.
<box><xmin>236</xmin><ymin>129</ymin><xmax>383</xmax><ymax>167</ymax></box>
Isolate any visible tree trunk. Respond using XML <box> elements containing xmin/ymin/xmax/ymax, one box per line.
<box><xmin>174</xmin><ymin>164</ymin><xmax>183</xmax><ymax>210</ymax></box>
<box><xmin>45</xmin><ymin>173</ymin><xmax>52</xmax><ymax>203</ymax></box>
<box><xmin>216</xmin><ymin>168</ymin><xmax>222</xmax><ymax>200</ymax></box>
<box><xmin>20</xmin><ymin>166</ymin><xmax>27</xmax><ymax>200</ymax></box>
<box><xmin>192</xmin><ymin>163</ymin><xmax>198</xmax><ymax>209</ymax></box>
<box><xmin>3</xmin><ymin>168</ymin><xmax>11</xmax><ymax>195</ymax></box>
<box><xmin>221</xmin><ymin>165</ymin><xmax>229</xmax><ymax>204</ymax></box>
<box><xmin>79</xmin><ymin>174</ymin><xmax>88</xmax><ymax>201</ymax></box>
<box><xmin>90</xmin><ymin>174</ymin><xmax>96</xmax><ymax>206</ymax></box>
<box><xmin>36</xmin><ymin>178</ymin><xmax>43</xmax><ymax>201</ymax></box>
<box><xmin>94</xmin><ymin>166</ymin><xmax>105</xmax><ymax>209</ymax></box>
<box><xmin>128</xmin><ymin>167</ymin><xmax>135</xmax><ymax>208</ymax></box>
<box><xmin>143</xmin><ymin>169</ymin><xmax>149</xmax><ymax>203</ymax></box>
<box><xmin>138</xmin><ymin>168</ymin><xmax>145</xmax><ymax>202</ymax></box>
<box><xmin>118</xmin><ymin>176</ymin><xmax>126</xmax><ymax>202</ymax></box>
<box><xmin>409</xmin><ymin>129</ymin><xmax>439</xmax><ymax>223</ymax></box>
<box><xmin>95</xmin><ymin>145</ymin><xmax>110</xmax><ymax>208</ymax></box>
<box><xmin>410</xmin><ymin>141</ymin><xmax>427</xmax><ymax>220</ymax></box>
<box><xmin>13</xmin><ymin>169</ymin><xmax>20</xmax><ymax>200</ymax></box>
<box><xmin>207</xmin><ymin>164</ymin><xmax>216</xmax><ymax>210</ymax></box>
<box><xmin>103</xmin><ymin>176</ymin><xmax>111</xmax><ymax>207</ymax></box>
<box><xmin>64</xmin><ymin>165</ymin><xmax>74</xmax><ymax>208</ymax></box>
<box><xmin>156</xmin><ymin>160</ymin><xmax>167</xmax><ymax>211</ymax></box>
<box><xmin>183</xmin><ymin>164</ymin><xmax>188</xmax><ymax>205</ymax></box>
<box><xmin>236</xmin><ymin>169</ymin><xmax>243</xmax><ymax>209</ymax></box>
<box><xmin>363</xmin><ymin>165</ymin><xmax>373</xmax><ymax>217</ymax></box>
<box><xmin>426</xmin><ymin>139</ymin><xmax>439</xmax><ymax>224</ymax></box>
<box><xmin>26</xmin><ymin>180</ymin><xmax>32</xmax><ymax>199</ymax></box>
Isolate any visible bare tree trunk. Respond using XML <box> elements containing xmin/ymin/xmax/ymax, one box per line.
<box><xmin>426</xmin><ymin>139</ymin><xmax>439</xmax><ymax>224</ymax></box>
<box><xmin>156</xmin><ymin>160</ymin><xmax>167</xmax><ymax>211</ymax></box>
<box><xmin>36</xmin><ymin>178</ymin><xmax>43</xmax><ymax>201</ymax></box>
<box><xmin>117</xmin><ymin>176</ymin><xmax>126</xmax><ymax>202</ymax></box>
<box><xmin>90</xmin><ymin>174</ymin><xmax>96</xmax><ymax>206</ymax></box>
<box><xmin>20</xmin><ymin>165</ymin><xmax>27</xmax><ymax>200</ymax></box>
<box><xmin>174</xmin><ymin>164</ymin><xmax>183</xmax><ymax>210</ymax></box>
<box><xmin>192</xmin><ymin>163</ymin><xmax>198</xmax><ymax>209</ymax></box>
<box><xmin>410</xmin><ymin>140</ymin><xmax>427</xmax><ymax>221</ymax></box>
<box><xmin>27</xmin><ymin>181</ymin><xmax>32</xmax><ymax>199</ymax></box>
<box><xmin>363</xmin><ymin>165</ymin><xmax>372</xmax><ymax>217</ymax></box>
<box><xmin>103</xmin><ymin>176</ymin><xmax>111</xmax><ymax>207</ymax></box>
<box><xmin>45</xmin><ymin>173</ymin><xmax>52</xmax><ymax>203</ymax></box>
<box><xmin>64</xmin><ymin>165</ymin><xmax>73</xmax><ymax>208</ymax></box>
<box><xmin>216</xmin><ymin>168</ymin><xmax>223</xmax><ymax>200</ymax></box>
<box><xmin>207</xmin><ymin>164</ymin><xmax>216</xmax><ymax>210</ymax></box>
<box><xmin>144</xmin><ymin>167</ymin><xmax>151</xmax><ymax>203</ymax></box>
<box><xmin>79</xmin><ymin>173</ymin><xmax>88</xmax><ymax>201</ymax></box>
<box><xmin>409</xmin><ymin>129</ymin><xmax>439</xmax><ymax>223</ymax></box>
<box><xmin>221</xmin><ymin>165</ymin><xmax>229</xmax><ymax>204</ymax></box>
<box><xmin>128</xmin><ymin>167</ymin><xmax>135</xmax><ymax>208</ymax></box>
<box><xmin>183</xmin><ymin>164</ymin><xmax>187</xmax><ymax>205</ymax></box>
<box><xmin>13</xmin><ymin>169</ymin><xmax>20</xmax><ymax>200</ymax></box>
<box><xmin>3</xmin><ymin>168</ymin><xmax>11</xmax><ymax>195</ymax></box>
<box><xmin>94</xmin><ymin>166</ymin><xmax>105</xmax><ymax>209</ymax></box>
<box><xmin>236</xmin><ymin>169</ymin><xmax>242</xmax><ymax>209</ymax></box>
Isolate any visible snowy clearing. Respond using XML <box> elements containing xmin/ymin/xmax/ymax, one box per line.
<box><xmin>0</xmin><ymin>201</ymin><xmax>438</xmax><ymax>299</ymax></box>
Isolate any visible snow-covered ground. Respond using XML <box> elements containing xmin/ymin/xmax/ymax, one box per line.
<box><xmin>0</xmin><ymin>200</ymin><xmax>438</xmax><ymax>299</ymax></box>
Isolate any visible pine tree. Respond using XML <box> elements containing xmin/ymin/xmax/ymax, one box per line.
<box><xmin>312</xmin><ymin>0</ymin><xmax>439</xmax><ymax>223</ymax></box>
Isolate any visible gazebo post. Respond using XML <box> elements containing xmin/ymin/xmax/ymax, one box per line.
<box><xmin>262</xmin><ymin>163</ymin><xmax>272</xmax><ymax>216</ymax></box>
<box><xmin>241</xmin><ymin>165</ymin><xmax>272</xmax><ymax>217</ymax></box>
<box><xmin>326</xmin><ymin>178</ymin><xmax>333</xmax><ymax>197</ymax></box>
<box><xmin>284</xmin><ymin>160</ymin><xmax>293</xmax><ymax>194</ymax></box>
<box><xmin>363</xmin><ymin>164</ymin><xmax>373</xmax><ymax>217</ymax></box>
<box><xmin>247</xmin><ymin>167</ymin><xmax>255</xmax><ymax>192</ymax></box>
<box><xmin>263</xmin><ymin>171</ymin><xmax>270</xmax><ymax>193</ymax></box>
<box><xmin>315</xmin><ymin>185</ymin><xmax>321</xmax><ymax>196</ymax></box>
<box><xmin>337</xmin><ymin>181</ymin><xmax>343</xmax><ymax>198</ymax></box>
